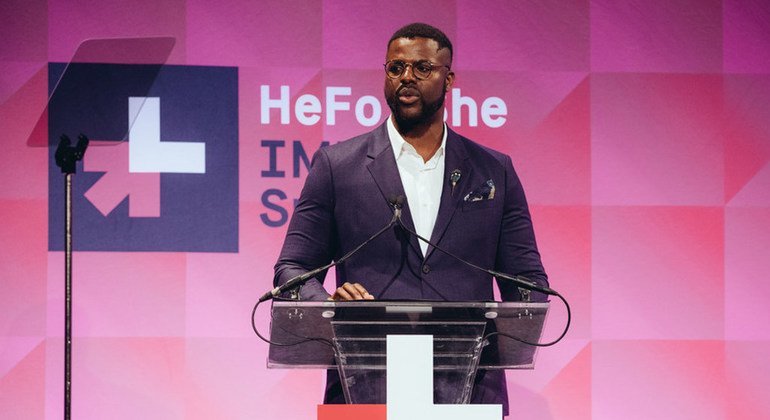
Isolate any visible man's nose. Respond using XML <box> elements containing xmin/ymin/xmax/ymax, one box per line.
<box><xmin>400</xmin><ymin>64</ymin><xmax>417</xmax><ymax>81</ymax></box>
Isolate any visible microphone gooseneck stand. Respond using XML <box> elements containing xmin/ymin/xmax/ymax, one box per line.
<box><xmin>255</xmin><ymin>195</ymin><xmax>571</xmax><ymax>347</ymax></box>
<box><xmin>54</xmin><ymin>134</ymin><xmax>89</xmax><ymax>420</ymax></box>
<box><xmin>258</xmin><ymin>201</ymin><xmax>401</xmax><ymax>303</ymax></box>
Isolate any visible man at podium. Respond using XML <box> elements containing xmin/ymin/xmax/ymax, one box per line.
<box><xmin>273</xmin><ymin>22</ymin><xmax>549</xmax><ymax>415</ymax></box>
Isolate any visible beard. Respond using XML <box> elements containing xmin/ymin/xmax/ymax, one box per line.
<box><xmin>386</xmin><ymin>80</ymin><xmax>447</xmax><ymax>130</ymax></box>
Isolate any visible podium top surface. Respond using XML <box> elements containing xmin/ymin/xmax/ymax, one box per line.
<box><xmin>267</xmin><ymin>300</ymin><xmax>549</xmax><ymax>370</ymax></box>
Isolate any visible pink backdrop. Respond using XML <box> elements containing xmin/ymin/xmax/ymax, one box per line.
<box><xmin>2</xmin><ymin>0</ymin><xmax>770</xmax><ymax>418</ymax></box>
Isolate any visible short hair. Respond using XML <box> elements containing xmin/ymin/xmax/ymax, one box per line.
<box><xmin>388</xmin><ymin>22</ymin><xmax>453</xmax><ymax>62</ymax></box>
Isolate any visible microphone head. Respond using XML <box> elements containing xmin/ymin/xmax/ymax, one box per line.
<box><xmin>450</xmin><ymin>169</ymin><xmax>462</xmax><ymax>184</ymax></box>
<box><xmin>388</xmin><ymin>194</ymin><xmax>405</xmax><ymax>209</ymax></box>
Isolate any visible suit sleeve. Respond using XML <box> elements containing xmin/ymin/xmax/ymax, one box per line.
<box><xmin>495</xmin><ymin>155</ymin><xmax>549</xmax><ymax>302</ymax></box>
<box><xmin>273</xmin><ymin>147</ymin><xmax>337</xmax><ymax>301</ymax></box>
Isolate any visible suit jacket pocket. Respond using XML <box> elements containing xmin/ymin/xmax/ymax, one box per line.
<box><xmin>461</xmin><ymin>199</ymin><xmax>498</xmax><ymax>212</ymax></box>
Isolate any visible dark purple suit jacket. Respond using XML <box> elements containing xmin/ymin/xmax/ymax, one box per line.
<box><xmin>273</xmin><ymin>122</ymin><xmax>548</xmax><ymax>413</ymax></box>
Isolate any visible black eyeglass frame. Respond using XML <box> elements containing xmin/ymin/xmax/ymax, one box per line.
<box><xmin>383</xmin><ymin>60</ymin><xmax>452</xmax><ymax>80</ymax></box>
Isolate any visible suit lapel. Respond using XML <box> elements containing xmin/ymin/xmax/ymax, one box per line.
<box><xmin>426</xmin><ymin>129</ymin><xmax>471</xmax><ymax>260</ymax></box>
<box><xmin>365</xmin><ymin>123</ymin><xmax>422</xmax><ymax>257</ymax></box>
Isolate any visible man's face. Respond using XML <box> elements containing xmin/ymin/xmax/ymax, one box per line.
<box><xmin>384</xmin><ymin>37</ymin><xmax>454</xmax><ymax>127</ymax></box>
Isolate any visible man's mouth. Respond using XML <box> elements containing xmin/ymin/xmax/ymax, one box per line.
<box><xmin>397</xmin><ymin>87</ymin><xmax>420</xmax><ymax>105</ymax></box>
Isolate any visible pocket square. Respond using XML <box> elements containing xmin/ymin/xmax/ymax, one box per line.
<box><xmin>463</xmin><ymin>179</ymin><xmax>496</xmax><ymax>202</ymax></box>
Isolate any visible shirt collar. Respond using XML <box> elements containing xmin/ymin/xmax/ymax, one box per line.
<box><xmin>387</xmin><ymin>115</ymin><xmax>447</xmax><ymax>162</ymax></box>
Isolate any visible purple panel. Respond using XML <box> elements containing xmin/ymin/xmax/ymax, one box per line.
<box><xmin>0</xmin><ymin>0</ymin><xmax>47</xmax><ymax>61</ymax></box>
<box><xmin>592</xmin><ymin>73</ymin><xmax>724</xmax><ymax>206</ymax></box>
<box><xmin>507</xmin><ymin>339</ymin><xmax>590</xmax><ymax>398</ymax></box>
<box><xmin>47</xmin><ymin>0</ymin><xmax>187</xmax><ymax>64</ymax></box>
<box><xmin>0</xmin><ymin>337</ymin><xmax>43</xmax><ymax>379</ymax></box>
<box><xmin>724</xmin><ymin>75</ymin><xmax>770</xmax><ymax>203</ymax></box>
<box><xmin>45</xmin><ymin>253</ymin><xmax>64</xmax><ymax>337</ymax></box>
<box><xmin>322</xmin><ymin>0</ymin><xmax>457</xmax><ymax>69</ymax></box>
<box><xmin>456</xmin><ymin>0</ymin><xmax>589</xmax><ymax>71</ymax></box>
<box><xmin>542</xmin><ymin>343</ymin><xmax>591</xmax><ymax>420</ymax></box>
<box><xmin>517</xmin><ymin>75</ymin><xmax>590</xmax><ymax>205</ymax></box>
<box><xmin>71</xmin><ymin>338</ymin><xmax>186</xmax><ymax>418</ymax></box>
<box><xmin>729</xmin><ymin>164</ymin><xmax>770</xmax><ymax>206</ymax></box>
<box><xmin>47</xmin><ymin>252</ymin><xmax>186</xmax><ymax>337</ymax></box>
<box><xmin>69</xmin><ymin>253</ymin><xmax>186</xmax><ymax>337</ymax></box>
<box><xmin>451</xmin><ymin>71</ymin><xmax>587</xmax><ymax>140</ymax></box>
<box><xmin>725</xmin><ymin>342</ymin><xmax>770</xmax><ymax>418</ymax></box>
<box><xmin>531</xmin><ymin>206</ymin><xmax>591</xmax><ymax>339</ymax></box>
<box><xmin>187</xmin><ymin>0</ymin><xmax>322</xmax><ymax>67</ymax></box>
<box><xmin>187</xmin><ymin>205</ymin><xmax>275</xmax><ymax>337</ymax></box>
<box><xmin>593</xmin><ymin>341</ymin><xmax>727</xmax><ymax>419</ymax></box>
<box><xmin>0</xmin><ymin>65</ymin><xmax>48</xmax><ymax>200</ymax></box>
<box><xmin>0</xmin><ymin>200</ymin><xmax>47</xmax><ymax>336</ymax></box>
<box><xmin>723</xmin><ymin>0</ymin><xmax>770</xmax><ymax>73</ymax></box>
<box><xmin>43</xmin><ymin>338</ymin><xmax>63</xmax><ymax>417</ymax></box>
<box><xmin>725</xmin><ymin>207</ymin><xmax>770</xmax><ymax>340</ymax></box>
<box><xmin>184</xmin><ymin>338</ymin><xmax>322</xmax><ymax>420</ymax></box>
<box><xmin>592</xmin><ymin>206</ymin><xmax>724</xmax><ymax>340</ymax></box>
<box><xmin>591</xmin><ymin>0</ymin><xmax>722</xmax><ymax>72</ymax></box>
<box><xmin>445</xmin><ymin>71</ymin><xmax>589</xmax><ymax>205</ymax></box>
<box><xmin>0</xmin><ymin>61</ymin><xmax>45</xmax><ymax>105</ymax></box>
<box><xmin>0</xmin><ymin>341</ymin><xmax>45</xmax><ymax>418</ymax></box>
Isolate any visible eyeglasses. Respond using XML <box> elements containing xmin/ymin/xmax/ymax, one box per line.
<box><xmin>384</xmin><ymin>60</ymin><xmax>451</xmax><ymax>80</ymax></box>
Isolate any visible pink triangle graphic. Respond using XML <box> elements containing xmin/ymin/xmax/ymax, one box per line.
<box><xmin>83</xmin><ymin>141</ymin><xmax>160</xmax><ymax>217</ymax></box>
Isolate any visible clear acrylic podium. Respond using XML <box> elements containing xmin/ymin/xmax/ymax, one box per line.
<box><xmin>268</xmin><ymin>300</ymin><xmax>549</xmax><ymax>405</ymax></box>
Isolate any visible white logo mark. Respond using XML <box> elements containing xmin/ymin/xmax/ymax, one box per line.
<box><xmin>128</xmin><ymin>97</ymin><xmax>206</xmax><ymax>174</ymax></box>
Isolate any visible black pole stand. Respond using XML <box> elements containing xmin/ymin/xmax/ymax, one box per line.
<box><xmin>54</xmin><ymin>134</ymin><xmax>88</xmax><ymax>420</ymax></box>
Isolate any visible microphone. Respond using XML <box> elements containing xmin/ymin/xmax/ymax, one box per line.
<box><xmin>450</xmin><ymin>169</ymin><xmax>461</xmax><ymax>195</ymax></box>
<box><xmin>259</xmin><ymin>195</ymin><xmax>403</xmax><ymax>302</ymax></box>
<box><xmin>390</xmin><ymin>207</ymin><xmax>557</xmax><ymax>296</ymax></box>
<box><xmin>450</xmin><ymin>169</ymin><xmax>461</xmax><ymax>186</ymax></box>
<box><xmin>388</xmin><ymin>194</ymin><xmax>404</xmax><ymax>219</ymax></box>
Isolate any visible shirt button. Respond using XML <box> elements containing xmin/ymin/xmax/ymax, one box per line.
<box><xmin>422</xmin><ymin>264</ymin><xmax>431</xmax><ymax>274</ymax></box>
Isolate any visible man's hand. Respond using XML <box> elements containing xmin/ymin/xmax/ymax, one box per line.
<box><xmin>329</xmin><ymin>282</ymin><xmax>375</xmax><ymax>301</ymax></box>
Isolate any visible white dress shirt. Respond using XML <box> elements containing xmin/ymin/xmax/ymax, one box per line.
<box><xmin>387</xmin><ymin>116</ymin><xmax>447</xmax><ymax>257</ymax></box>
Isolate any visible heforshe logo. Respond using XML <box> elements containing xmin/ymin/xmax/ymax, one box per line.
<box><xmin>127</xmin><ymin>97</ymin><xmax>205</xmax><ymax>175</ymax></box>
<box><xmin>83</xmin><ymin>97</ymin><xmax>206</xmax><ymax>218</ymax></box>
<box><xmin>48</xmin><ymin>64</ymin><xmax>238</xmax><ymax>252</ymax></box>
<box><xmin>386</xmin><ymin>335</ymin><xmax>501</xmax><ymax>420</ymax></box>
<box><xmin>319</xmin><ymin>336</ymin><xmax>501</xmax><ymax>420</ymax></box>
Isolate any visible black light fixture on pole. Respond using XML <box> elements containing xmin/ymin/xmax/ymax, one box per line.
<box><xmin>53</xmin><ymin>134</ymin><xmax>88</xmax><ymax>420</ymax></box>
<box><xmin>29</xmin><ymin>37</ymin><xmax>173</xmax><ymax>419</ymax></box>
